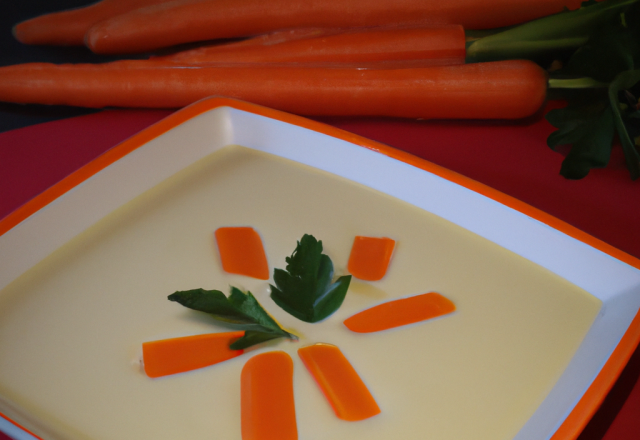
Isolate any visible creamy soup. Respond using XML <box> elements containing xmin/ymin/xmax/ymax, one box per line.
<box><xmin>0</xmin><ymin>146</ymin><xmax>600</xmax><ymax>440</ymax></box>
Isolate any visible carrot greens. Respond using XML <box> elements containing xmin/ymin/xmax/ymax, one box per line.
<box><xmin>545</xmin><ymin>1</ymin><xmax>640</xmax><ymax>179</ymax></box>
<box><xmin>468</xmin><ymin>0</ymin><xmax>640</xmax><ymax>179</ymax></box>
<box><xmin>168</xmin><ymin>287</ymin><xmax>297</xmax><ymax>350</ymax></box>
<box><xmin>465</xmin><ymin>0</ymin><xmax>639</xmax><ymax>63</ymax></box>
<box><xmin>9</xmin><ymin>0</ymin><xmax>640</xmax><ymax>179</ymax></box>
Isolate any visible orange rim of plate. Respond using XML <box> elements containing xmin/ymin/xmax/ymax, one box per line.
<box><xmin>1</xmin><ymin>96</ymin><xmax>639</xmax><ymax>440</ymax></box>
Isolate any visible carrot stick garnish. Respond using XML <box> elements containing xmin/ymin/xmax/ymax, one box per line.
<box><xmin>215</xmin><ymin>227</ymin><xmax>269</xmax><ymax>280</ymax></box>
<box><xmin>142</xmin><ymin>331</ymin><xmax>245</xmax><ymax>378</ymax></box>
<box><xmin>344</xmin><ymin>292</ymin><xmax>455</xmax><ymax>333</ymax></box>
<box><xmin>347</xmin><ymin>236</ymin><xmax>396</xmax><ymax>281</ymax></box>
<box><xmin>241</xmin><ymin>351</ymin><xmax>298</xmax><ymax>440</ymax></box>
<box><xmin>298</xmin><ymin>343</ymin><xmax>380</xmax><ymax>421</ymax></box>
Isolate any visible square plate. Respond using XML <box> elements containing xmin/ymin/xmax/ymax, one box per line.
<box><xmin>1</xmin><ymin>97</ymin><xmax>640</xmax><ymax>440</ymax></box>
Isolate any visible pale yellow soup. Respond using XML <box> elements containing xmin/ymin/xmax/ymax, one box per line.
<box><xmin>0</xmin><ymin>146</ymin><xmax>600</xmax><ymax>440</ymax></box>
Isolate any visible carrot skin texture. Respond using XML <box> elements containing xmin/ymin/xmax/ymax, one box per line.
<box><xmin>298</xmin><ymin>343</ymin><xmax>380</xmax><ymax>421</ymax></box>
<box><xmin>0</xmin><ymin>60</ymin><xmax>548</xmax><ymax>120</ymax></box>
<box><xmin>215</xmin><ymin>227</ymin><xmax>270</xmax><ymax>280</ymax></box>
<box><xmin>344</xmin><ymin>292</ymin><xmax>456</xmax><ymax>333</ymax></box>
<box><xmin>12</xmin><ymin>0</ymin><xmax>173</xmax><ymax>46</ymax></box>
<box><xmin>241</xmin><ymin>351</ymin><xmax>298</xmax><ymax>440</ymax></box>
<box><xmin>157</xmin><ymin>26</ymin><xmax>466</xmax><ymax>66</ymax></box>
<box><xmin>85</xmin><ymin>0</ymin><xmax>585</xmax><ymax>54</ymax></box>
<box><xmin>142</xmin><ymin>331</ymin><xmax>245</xmax><ymax>378</ymax></box>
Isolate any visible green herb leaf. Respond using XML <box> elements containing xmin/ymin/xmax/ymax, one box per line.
<box><xmin>546</xmin><ymin>97</ymin><xmax>615</xmax><ymax>179</ymax></box>
<box><xmin>609</xmin><ymin>69</ymin><xmax>640</xmax><ymax>179</ymax></box>
<box><xmin>466</xmin><ymin>0</ymin><xmax>640</xmax><ymax>64</ymax></box>
<box><xmin>546</xmin><ymin>69</ymin><xmax>640</xmax><ymax>179</ymax></box>
<box><xmin>168</xmin><ymin>287</ymin><xmax>297</xmax><ymax>350</ymax></box>
<box><xmin>231</xmin><ymin>331</ymin><xmax>285</xmax><ymax>350</ymax></box>
<box><xmin>539</xmin><ymin>0</ymin><xmax>640</xmax><ymax>179</ymax></box>
<box><xmin>270</xmin><ymin>234</ymin><xmax>351</xmax><ymax>323</ymax></box>
<box><xmin>562</xmin><ymin>1</ymin><xmax>640</xmax><ymax>82</ymax></box>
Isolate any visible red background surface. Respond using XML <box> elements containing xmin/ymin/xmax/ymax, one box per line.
<box><xmin>0</xmin><ymin>106</ymin><xmax>639</xmax><ymax>439</ymax></box>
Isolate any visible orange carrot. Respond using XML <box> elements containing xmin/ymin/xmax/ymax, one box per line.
<box><xmin>142</xmin><ymin>331</ymin><xmax>245</xmax><ymax>378</ymax></box>
<box><xmin>0</xmin><ymin>60</ymin><xmax>548</xmax><ymax>120</ymax></box>
<box><xmin>156</xmin><ymin>25</ymin><xmax>466</xmax><ymax>66</ymax></box>
<box><xmin>220</xmin><ymin>28</ymin><xmax>346</xmax><ymax>49</ymax></box>
<box><xmin>343</xmin><ymin>292</ymin><xmax>455</xmax><ymax>333</ymax></box>
<box><xmin>12</xmin><ymin>0</ymin><xmax>173</xmax><ymax>46</ymax></box>
<box><xmin>84</xmin><ymin>0</ymin><xmax>585</xmax><ymax>54</ymax></box>
<box><xmin>215</xmin><ymin>227</ymin><xmax>269</xmax><ymax>280</ymax></box>
<box><xmin>347</xmin><ymin>236</ymin><xmax>395</xmax><ymax>281</ymax></box>
<box><xmin>298</xmin><ymin>343</ymin><xmax>380</xmax><ymax>421</ymax></box>
<box><xmin>241</xmin><ymin>351</ymin><xmax>297</xmax><ymax>440</ymax></box>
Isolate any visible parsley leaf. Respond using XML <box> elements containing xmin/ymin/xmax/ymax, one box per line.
<box><xmin>545</xmin><ymin>1</ymin><xmax>640</xmax><ymax>179</ymax></box>
<box><xmin>468</xmin><ymin>0</ymin><xmax>640</xmax><ymax>179</ymax></box>
<box><xmin>270</xmin><ymin>234</ymin><xmax>351</xmax><ymax>323</ymax></box>
<box><xmin>546</xmin><ymin>95</ymin><xmax>615</xmax><ymax>179</ymax></box>
<box><xmin>168</xmin><ymin>287</ymin><xmax>297</xmax><ymax>350</ymax></box>
<box><xmin>608</xmin><ymin>69</ymin><xmax>640</xmax><ymax>178</ymax></box>
<box><xmin>546</xmin><ymin>70</ymin><xmax>640</xmax><ymax>179</ymax></box>
<box><xmin>562</xmin><ymin>0</ymin><xmax>640</xmax><ymax>82</ymax></box>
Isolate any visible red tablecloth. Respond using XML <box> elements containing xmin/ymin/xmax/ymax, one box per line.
<box><xmin>0</xmin><ymin>107</ymin><xmax>639</xmax><ymax>440</ymax></box>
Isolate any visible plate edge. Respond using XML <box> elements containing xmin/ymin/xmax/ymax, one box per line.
<box><xmin>1</xmin><ymin>96</ymin><xmax>639</xmax><ymax>440</ymax></box>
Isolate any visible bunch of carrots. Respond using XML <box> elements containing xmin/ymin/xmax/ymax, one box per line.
<box><xmin>0</xmin><ymin>0</ymin><xmax>598</xmax><ymax>119</ymax></box>
<box><xmin>0</xmin><ymin>0</ymin><xmax>635</xmax><ymax>125</ymax></box>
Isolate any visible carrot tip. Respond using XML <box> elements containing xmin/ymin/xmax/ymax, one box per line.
<box><xmin>12</xmin><ymin>24</ymin><xmax>27</xmax><ymax>44</ymax></box>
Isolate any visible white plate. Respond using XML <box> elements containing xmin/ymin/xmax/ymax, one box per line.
<box><xmin>1</xmin><ymin>97</ymin><xmax>639</xmax><ymax>440</ymax></box>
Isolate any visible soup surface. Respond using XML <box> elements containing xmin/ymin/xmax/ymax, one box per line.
<box><xmin>0</xmin><ymin>146</ymin><xmax>601</xmax><ymax>440</ymax></box>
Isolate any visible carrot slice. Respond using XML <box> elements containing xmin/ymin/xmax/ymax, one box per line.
<box><xmin>344</xmin><ymin>292</ymin><xmax>455</xmax><ymax>333</ymax></box>
<box><xmin>241</xmin><ymin>351</ymin><xmax>297</xmax><ymax>440</ymax></box>
<box><xmin>142</xmin><ymin>331</ymin><xmax>245</xmax><ymax>378</ymax></box>
<box><xmin>298</xmin><ymin>343</ymin><xmax>380</xmax><ymax>421</ymax></box>
<box><xmin>215</xmin><ymin>226</ymin><xmax>269</xmax><ymax>280</ymax></box>
<box><xmin>347</xmin><ymin>236</ymin><xmax>395</xmax><ymax>281</ymax></box>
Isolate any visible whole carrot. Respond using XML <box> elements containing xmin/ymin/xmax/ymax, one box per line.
<box><xmin>0</xmin><ymin>60</ymin><xmax>547</xmax><ymax>119</ymax></box>
<box><xmin>12</xmin><ymin>0</ymin><xmax>174</xmax><ymax>46</ymax></box>
<box><xmin>156</xmin><ymin>25</ymin><xmax>466</xmax><ymax>66</ymax></box>
<box><xmin>85</xmin><ymin>0</ymin><xmax>586</xmax><ymax>54</ymax></box>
